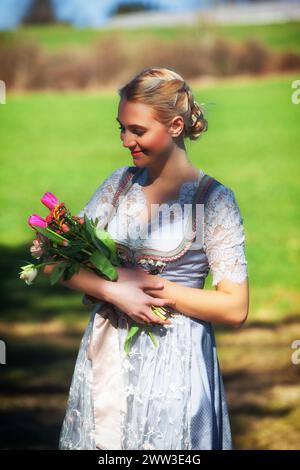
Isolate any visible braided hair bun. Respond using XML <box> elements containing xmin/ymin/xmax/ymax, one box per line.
<box><xmin>184</xmin><ymin>85</ymin><xmax>208</xmax><ymax>141</ymax></box>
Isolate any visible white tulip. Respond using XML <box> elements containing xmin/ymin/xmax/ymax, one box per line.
<box><xmin>19</xmin><ymin>264</ymin><xmax>38</xmax><ymax>285</ymax></box>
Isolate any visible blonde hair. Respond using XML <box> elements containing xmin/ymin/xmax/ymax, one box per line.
<box><xmin>118</xmin><ymin>67</ymin><xmax>208</xmax><ymax>141</ymax></box>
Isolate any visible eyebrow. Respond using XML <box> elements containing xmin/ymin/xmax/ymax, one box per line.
<box><xmin>116</xmin><ymin>117</ymin><xmax>147</xmax><ymax>130</ymax></box>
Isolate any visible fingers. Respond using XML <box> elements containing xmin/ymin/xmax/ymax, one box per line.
<box><xmin>147</xmin><ymin>310</ymin><xmax>172</xmax><ymax>325</ymax></box>
<box><xmin>153</xmin><ymin>317</ymin><xmax>172</xmax><ymax>325</ymax></box>
<box><xmin>131</xmin><ymin>313</ymin><xmax>150</xmax><ymax>325</ymax></box>
<box><xmin>131</xmin><ymin>310</ymin><xmax>172</xmax><ymax>326</ymax></box>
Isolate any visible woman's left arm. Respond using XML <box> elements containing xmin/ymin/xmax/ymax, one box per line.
<box><xmin>149</xmin><ymin>276</ymin><xmax>249</xmax><ymax>328</ymax></box>
<box><xmin>145</xmin><ymin>185</ymin><xmax>249</xmax><ymax>328</ymax></box>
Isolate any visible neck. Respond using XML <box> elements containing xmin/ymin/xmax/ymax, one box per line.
<box><xmin>145</xmin><ymin>143</ymin><xmax>197</xmax><ymax>186</ymax></box>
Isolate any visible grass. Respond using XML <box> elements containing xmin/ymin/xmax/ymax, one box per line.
<box><xmin>205</xmin><ymin>21</ymin><xmax>300</xmax><ymax>54</ymax></box>
<box><xmin>1</xmin><ymin>73</ymin><xmax>299</xmax><ymax>311</ymax></box>
<box><xmin>1</xmin><ymin>21</ymin><xmax>300</xmax><ymax>53</ymax></box>
<box><xmin>0</xmin><ymin>73</ymin><xmax>300</xmax><ymax>449</ymax></box>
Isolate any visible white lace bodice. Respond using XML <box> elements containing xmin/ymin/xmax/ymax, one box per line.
<box><xmin>77</xmin><ymin>165</ymin><xmax>248</xmax><ymax>287</ymax></box>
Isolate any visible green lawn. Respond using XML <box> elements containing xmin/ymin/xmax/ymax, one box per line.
<box><xmin>1</xmin><ymin>21</ymin><xmax>300</xmax><ymax>53</ymax></box>
<box><xmin>1</xmin><ymin>73</ymin><xmax>299</xmax><ymax>319</ymax></box>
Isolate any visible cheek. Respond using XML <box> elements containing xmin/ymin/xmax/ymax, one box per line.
<box><xmin>143</xmin><ymin>129</ymin><xmax>170</xmax><ymax>152</ymax></box>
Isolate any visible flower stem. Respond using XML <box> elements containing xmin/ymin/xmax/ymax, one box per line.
<box><xmin>151</xmin><ymin>306</ymin><xmax>167</xmax><ymax>320</ymax></box>
<box><xmin>34</xmin><ymin>261</ymin><xmax>60</xmax><ymax>269</ymax></box>
<box><xmin>46</xmin><ymin>227</ymin><xmax>69</xmax><ymax>242</ymax></box>
<box><xmin>81</xmin><ymin>248</ymin><xmax>93</xmax><ymax>256</ymax></box>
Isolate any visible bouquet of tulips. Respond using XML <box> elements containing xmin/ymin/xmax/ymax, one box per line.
<box><xmin>20</xmin><ymin>192</ymin><xmax>172</xmax><ymax>354</ymax></box>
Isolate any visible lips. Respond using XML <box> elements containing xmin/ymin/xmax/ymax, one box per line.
<box><xmin>131</xmin><ymin>150</ymin><xmax>143</xmax><ymax>156</ymax></box>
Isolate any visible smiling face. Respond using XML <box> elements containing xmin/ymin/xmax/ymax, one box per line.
<box><xmin>117</xmin><ymin>98</ymin><xmax>184</xmax><ymax>168</ymax></box>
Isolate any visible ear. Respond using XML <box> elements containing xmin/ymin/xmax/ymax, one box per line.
<box><xmin>169</xmin><ymin>115</ymin><xmax>185</xmax><ymax>137</ymax></box>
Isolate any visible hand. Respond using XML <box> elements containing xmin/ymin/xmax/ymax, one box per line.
<box><xmin>105</xmin><ymin>266</ymin><xmax>176</xmax><ymax>325</ymax></box>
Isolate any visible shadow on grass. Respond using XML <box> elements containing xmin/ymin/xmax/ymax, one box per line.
<box><xmin>0</xmin><ymin>244</ymin><xmax>90</xmax><ymax>449</ymax></box>
<box><xmin>227</xmin><ymin>363</ymin><xmax>300</xmax><ymax>449</ymax></box>
<box><xmin>0</xmin><ymin>407</ymin><xmax>64</xmax><ymax>450</ymax></box>
<box><xmin>218</xmin><ymin>318</ymin><xmax>300</xmax><ymax>449</ymax></box>
<box><xmin>0</xmin><ymin>332</ymin><xmax>83</xmax><ymax>449</ymax></box>
<box><xmin>0</xmin><ymin>243</ymin><xmax>88</xmax><ymax>323</ymax></box>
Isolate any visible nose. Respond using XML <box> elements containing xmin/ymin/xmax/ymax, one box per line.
<box><xmin>121</xmin><ymin>131</ymin><xmax>137</xmax><ymax>149</ymax></box>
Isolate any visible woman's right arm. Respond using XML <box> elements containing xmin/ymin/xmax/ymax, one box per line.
<box><xmin>42</xmin><ymin>264</ymin><xmax>175</xmax><ymax>325</ymax></box>
<box><xmin>42</xmin><ymin>263</ymin><xmax>114</xmax><ymax>303</ymax></box>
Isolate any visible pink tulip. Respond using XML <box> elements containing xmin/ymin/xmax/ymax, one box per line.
<box><xmin>41</xmin><ymin>192</ymin><xmax>59</xmax><ymax>210</ymax></box>
<box><xmin>61</xmin><ymin>224</ymin><xmax>70</xmax><ymax>233</ymax></box>
<box><xmin>28</xmin><ymin>214</ymin><xmax>48</xmax><ymax>228</ymax></box>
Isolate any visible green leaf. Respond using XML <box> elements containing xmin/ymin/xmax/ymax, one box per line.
<box><xmin>83</xmin><ymin>213</ymin><xmax>98</xmax><ymax>244</ymax></box>
<box><xmin>124</xmin><ymin>323</ymin><xmax>140</xmax><ymax>356</ymax></box>
<box><xmin>91</xmin><ymin>235</ymin><xmax>111</xmax><ymax>260</ymax></box>
<box><xmin>94</xmin><ymin>227</ymin><xmax>121</xmax><ymax>266</ymax></box>
<box><xmin>82</xmin><ymin>215</ymin><xmax>118</xmax><ymax>264</ymax></box>
<box><xmin>89</xmin><ymin>250</ymin><xmax>118</xmax><ymax>281</ymax></box>
<box><xmin>81</xmin><ymin>214</ymin><xmax>122</xmax><ymax>268</ymax></box>
<box><xmin>145</xmin><ymin>325</ymin><xmax>158</xmax><ymax>348</ymax></box>
<box><xmin>49</xmin><ymin>261</ymin><xmax>67</xmax><ymax>285</ymax></box>
<box><xmin>63</xmin><ymin>262</ymin><xmax>81</xmax><ymax>280</ymax></box>
<box><xmin>61</xmin><ymin>239</ymin><xmax>87</xmax><ymax>256</ymax></box>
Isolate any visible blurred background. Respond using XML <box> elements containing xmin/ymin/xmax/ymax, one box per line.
<box><xmin>0</xmin><ymin>0</ymin><xmax>299</xmax><ymax>450</ymax></box>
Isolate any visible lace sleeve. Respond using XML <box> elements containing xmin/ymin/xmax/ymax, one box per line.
<box><xmin>204</xmin><ymin>185</ymin><xmax>248</xmax><ymax>287</ymax></box>
<box><xmin>76</xmin><ymin>165</ymin><xmax>129</xmax><ymax>228</ymax></box>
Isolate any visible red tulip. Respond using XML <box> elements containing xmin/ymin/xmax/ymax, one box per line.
<box><xmin>28</xmin><ymin>214</ymin><xmax>48</xmax><ymax>228</ymax></box>
<box><xmin>41</xmin><ymin>192</ymin><xmax>59</xmax><ymax>210</ymax></box>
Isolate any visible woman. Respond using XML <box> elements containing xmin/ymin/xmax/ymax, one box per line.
<box><xmin>49</xmin><ymin>67</ymin><xmax>249</xmax><ymax>450</ymax></box>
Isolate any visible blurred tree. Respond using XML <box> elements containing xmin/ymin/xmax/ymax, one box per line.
<box><xmin>23</xmin><ymin>0</ymin><xmax>56</xmax><ymax>25</ymax></box>
<box><xmin>113</xmin><ymin>2</ymin><xmax>157</xmax><ymax>15</ymax></box>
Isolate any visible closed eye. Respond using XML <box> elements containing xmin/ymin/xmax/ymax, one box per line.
<box><xmin>118</xmin><ymin>125</ymin><xmax>145</xmax><ymax>136</ymax></box>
